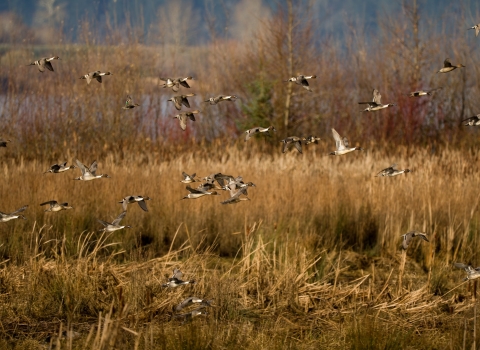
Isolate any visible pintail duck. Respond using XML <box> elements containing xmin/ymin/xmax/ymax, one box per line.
<box><xmin>224</xmin><ymin>176</ymin><xmax>255</xmax><ymax>193</ymax></box>
<box><xmin>162</xmin><ymin>268</ymin><xmax>195</xmax><ymax>288</ymax></box>
<box><xmin>330</xmin><ymin>129</ymin><xmax>363</xmax><ymax>156</ymax></box>
<box><xmin>244</xmin><ymin>126</ymin><xmax>276</xmax><ymax>141</ymax></box>
<box><xmin>195</xmin><ymin>180</ymin><xmax>220</xmax><ymax>192</ymax></box>
<box><xmin>181</xmin><ymin>172</ymin><xmax>198</xmax><ymax>184</ymax></box>
<box><xmin>182</xmin><ymin>185</ymin><xmax>219</xmax><ymax>199</ymax></box>
<box><xmin>74</xmin><ymin>159</ymin><xmax>110</xmax><ymax>181</ymax></box>
<box><xmin>304</xmin><ymin>135</ymin><xmax>321</xmax><ymax>145</ymax></box>
<box><xmin>168</xmin><ymin>94</ymin><xmax>195</xmax><ymax>110</ymax></box>
<box><xmin>0</xmin><ymin>205</ymin><xmax>28</xmax><ymax>222</ymax></box>
<box><xmin>174</xmin><ymin>308</ymin><xmax>208</xmax><ymax>322</ymax></box>
<box><xmin>462</xmin><ymin>115</ymin><xmax>480</xmax><ymax>126</ymax></box>
<box><xmin>204</xmin><ymin>95</ymin><xmax>238</xmax><ymax>105</ymax></box>
<box><xmin>44</xmin><ymin>161</ymin><xmax>76</xmax><ymax>174</ymax></box>
<box><xmin>454</xmin><ymin>263</ymin><xmax>480</xmax><ymax>281</ymax></box>
<box><xmin>437</xmin><ymin>58</ymin><xmax>465</xmax><ymax>73</ymax></box>
<box><xmin>80</xmin><ymin>71</ymin><xmax>112</xmax><ymax>84</ymax></box>
<box><xmin>27</xmin><ymin>56</ymin><xmax>60</xmax><ymax>72</ymax></box>
<box><xmin>401</xmin><ymin>231</ymin><xmax>429</xmax><ymax>250</ymax></box>
<box><xmin>160</xmin><ymin>77</ymin><xmax>193</xmax><ymax>92</ymax></box>
<box><xmin>407</xmin><ymin>87</ymin><xmax>443</xmax><ymax>97</ymax></box>
<box><xmin>122</xmin><ymin>95</ymin><xmax>140</xmax><ymax>109</ymax></box>
<box><xmin>281</xmin><ymin>136</ymin><xmax>305</xmax><ymax>154</ymax></box>
<box><xmin>175</xmin><ymin>297</ymin><xmax>213</xmax><ymax>312</ymax></box>
<box><xmin>174</xmin><ymin>110</ymin><xmax>199</xmax><ymax>130</ymax></box>
<box><xmin>119</xmin><ymin>195</ymin><xmax>151</xmax><ymax>212</ymax></box>
<box><xmin>40</xmin><ymin>201</ymin><xmax>73</xmax><ymax>212</ymax></box>
<box><xmin>359</xmin><ymin>89</ymin><xmax>395</xmax><ymax>112</ymax></box>
<box><xmin>98</xmin><ymin>211</ymin><xmax>130</xmax><ymax>232</ymax></box>
<box><xmin>375</xmin><ymin>164</ymin><xmax>410</xmax><ymax>177</ymax></box>
<box><xmin>469</xmin><ymin>24</ymin><xmax>480</xmax><ymax>37</ymax></box>
<box><xmin>284</xmin><ymin>75</ymin><xmax>317</xmax><ymax>92</ymax></box>
<box><xmin>0</xmin><ymin>138</ymin><xmax>10</xmax><ymax>147</ymax></box>
<box><xmin>202</xmin><ymin>173</ymin><xmax>235</xmax><ymax>187</ymax></box>
<box><xmin>221</xmin><ymin>186</ymin><xmax>250</xmax><ymax>205</ymax></box>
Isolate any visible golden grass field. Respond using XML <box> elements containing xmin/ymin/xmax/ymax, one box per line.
<box><xmin>1</xmin><ymin>142</ymin><xmax>480</xmax><ymax>349</ymax></box>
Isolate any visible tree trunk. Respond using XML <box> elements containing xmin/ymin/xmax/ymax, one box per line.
<box><xmin>283</xmin><ymin>0</ymin><xmax>294</xmax><ymax>133</ymax></box>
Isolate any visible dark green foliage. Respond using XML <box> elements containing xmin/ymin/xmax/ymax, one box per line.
<box><xmin>238</xmin><ymin>79</ymin><xmax>274</xmax><ymax>131</ymax></box>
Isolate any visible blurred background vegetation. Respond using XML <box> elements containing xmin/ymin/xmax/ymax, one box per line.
<box><xmin>1</xmin><ymin>0</ymin><xmax>480</xmax><ymax>160</ymax></box>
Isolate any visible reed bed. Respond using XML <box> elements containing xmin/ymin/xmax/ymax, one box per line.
<box><xmin>0</xmin><ymin>144</ymin><xmax>479</xmax><ymax>348</ymax></box>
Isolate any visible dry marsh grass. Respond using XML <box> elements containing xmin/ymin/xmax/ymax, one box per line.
<box><xmin>0</xmin><ymin>144</ymin><xmax>480</xmax><ymax>348</ymax></box>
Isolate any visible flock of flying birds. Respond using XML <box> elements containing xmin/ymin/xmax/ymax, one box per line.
<box><xmin>3</xmin><ymin>42</ymin><xmax>480</xmax><ymax>328</ymax></box>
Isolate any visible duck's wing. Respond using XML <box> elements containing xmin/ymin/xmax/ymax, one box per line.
<box><xmin>244</xmin><ymin>130</ymin><xmax>254</xmax><ymax>141</ymax></box>
<box><xmin>172</xmin><ymin>268</ymin><xmax>183</xmax><ymax>279</ymax></box>
<box><xmin>182</xmin><ymin>172</ymin><xmax>190</xmax><ymax>179</ymax></box>
<box><xmin>372</xmin><ymin>89</ymin><xmax>382</xmax><ymax>105</ymax></box>
<box><xmin>332</xmin><ymin>128</ymin><xmax>345</xmax><ymax>150</ymax></box>
<box><xmin>50</xmin><ymin>164</ymin><xmax>61</xmax><ymax>172</ymax></box>
<box><xmin>186</xmin><ymin>185</ymin><xmax>206</xmax><ymax>194</ymax></box>
<box><xmin>36</xmin><ymin>60</ymin><xmax>46</xmax><ymax>72</ymax></box>
<box><xmin>377</xmin><ymin>164</ymin><xmax>394</xmax><ymax>175</ymax></box>
<box><xmin>175</xmin><ymin>297</ymin><xmax>194</xmax><ymax>311</ymax></box>
<box><xmin>221</xmin><ymin>196</ymin><xmax>237</xmax><ymax>204</ymax></box>
<box><xmin>10</xmin><ymin>205</ymin><xmax>28</xmax><ymax>215</ymax></box>
<box><xmin>294</xmin><ymin>141</ymin><xmax>303</xmax><ymax>153</ymax></box>
<box><xmin>112</xmin><ymin>211</ymin><xmax>127</xmax><ymax>226</ymax></box>
<box><xmin>343</xmin><ymin>137</ymin><xmax>349</xmax><ymax>148</ymax></box>
<box><xmin>234</xmin><ymin>187</ymin><xmax>248</xmax><ymax>198</ymax></box>
<box><xmin>179</xmin><ymin>79</ymin><xmax>191</xmax><ymax>88</ymax></box>
<box><xmin>443</xmin><ymin>58</ymin><xmax>452</xmax><ymax>68</ymax></box>
<box><xmin>463</xmin><ymin>115</ymin><xmax>480</xmax><ymax>122</ymax></box>
<box><xmin>40</xmin><ymin>201</ymin><xmax>57</xmax><ymax>207</ymax></box>
<box><xmin>97</xmin><ymin>219</ymin><xmax>110</xmax><ymax>227</ymax></box>
<box><xmin>89</xmin><ymin>161</ymin><xmax>98</xmax><ymax>176</ymax></box>
<box><xmin>181</xmin><ymin>96</ymin><xmax>191</xmax><ymax>108</ymax></box>
<box><xmin>197</xmin><ymin>183</ymin><xmax>215</xmax><ymax>192</ymax></box>
<box><xmin>299</xmin><ymin>77</ymin><xmax>309</xmax><ymax>87</ymax></box>
<box><xmin>419</xmin><ymin>233</ymin><xmax>429</xmax><ymax>242</ymax></box>
<box><xmin>75</xmin><ymin>159</ymin><xmax>88</xmax><ymax>175</ymax></box>
<box><xmin>137</xmin><ymin>200</ymin><xmax>148</xmax><ymax>212</ymax></box>
<box><xmin>186</xmin><ymin>112</ymin><xmax>196</xmax><ymax>121</ymax></box>
<box><xmin>454</xmin><ymin>262</ymin><xmax>469</xmax><ymax>270</ymax></box>
<box><xmin>44</xmin><ymin>61</ymin><xmax>54</xmax><ymax>72</ymax></box>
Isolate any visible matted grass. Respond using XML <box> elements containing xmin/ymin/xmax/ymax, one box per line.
<box><xmin>0</xmin><ymin>144</ymin><xmax>479</xmax><ymax>348</ymax></box>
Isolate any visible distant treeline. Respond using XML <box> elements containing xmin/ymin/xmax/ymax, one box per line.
<box><xmin>0</xmin><ymin>1</ymin><xmax>480</xmax><ymax>161</ymax></box>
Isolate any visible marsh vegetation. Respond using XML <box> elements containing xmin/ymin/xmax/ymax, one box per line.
<box><xmin>2</xmin><ymin>1</ymin><xmax>480</xmax><ymax>348</ymax></box>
